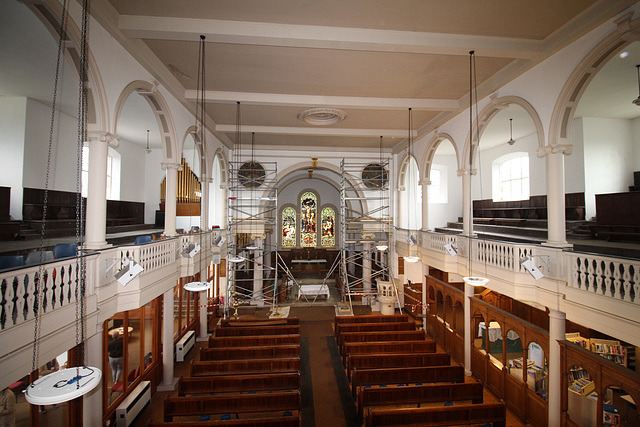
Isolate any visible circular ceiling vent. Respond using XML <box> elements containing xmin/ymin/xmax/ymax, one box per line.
<box><xmin>362</xmin><ymin>163</ymin><xmax>388</xmax><ymax>189</ymax></box>
<box><xmin>297</xmin><ymin>108</ymin><xmax>347</xmax><ymax>126</ymax></box>
<box><xmin>238</xmin><ymin>162</ymin><xmax>266</xmax><ymax>188</ymax></box>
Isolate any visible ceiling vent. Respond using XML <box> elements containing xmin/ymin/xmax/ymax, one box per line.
<box><xmin>297</xmin><ymin>108</ymin><xmax>347</xmax><ymax>126</ymax></box>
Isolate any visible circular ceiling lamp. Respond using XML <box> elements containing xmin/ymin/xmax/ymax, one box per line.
<box><xmin>463</xmin><ymin>276</ymin><xmax>490</xmax><ymax>287</ymax></box>
<box><xmin>25</xmin><ymin>367</ymin><xmax>101</xmax><ymax>405</ymax></box>
<box><xmin>184</xmin><ymin>281</ymin><xmax>212</xmax><ymax>292</ymax></box>
<box><xmin>297</xmin><ymin>108</ymin><xmax>347</xmax><ymax>126</ymax></box>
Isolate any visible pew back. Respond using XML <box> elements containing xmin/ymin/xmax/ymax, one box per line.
<box><xmin>220</xmin><ymin>318</ymin><xmax>300</xmax><ymax>326</ymax></box>
<box><xmin>347</xmin><ymin>352</ymin><xmax>451</xmax><ymax>376</ymax></box>
<box><xmin>351</xmin><ymin>365</ymin><xmax>465</xmax><ymax>397</ymax></box>
<box><xmin>336</xmin><ymin>322</ymin><xmax>415</xmax><ymax>338</ymax></box>
<box><xmin>364</xmin><ymin>402</ymin><xmax>506</xmax><ymax>427</ymax></box>
<box><xmin>150</xmin><ymin>416</ymin><xmax>300</xmax><ymax>427</ymax></box>
<box><xmin>178</xmin><ymin>372</ymin><xmax>301</xmax><ymax>396</ymax></box>
<box><xmin>208</xmin><ymin>334</ymin><xmax>300</xmax><ymax>347</ymax></box>
<box><xmin>339</xmin><ymin>331</ymin><xmax>425</xmax><ymax>353</ymax></box>
<box><xmin>191</xmin><ymin>357</ymin><xmax>300</xmax><ymax>376</ymax></box>
<box><xmin>342</xmin><ymin>340</ymin><xmax>436</xmax><ymax>364</ymax></box>
<box><xmin>215</xmin><ymin>325</ymin><xmax>300</xmax><ymax>337</ymax></box>
<box><xmin>200</xmin><ymin>345</ymin><xmax>300</xmax><ymax>361</ymax></box>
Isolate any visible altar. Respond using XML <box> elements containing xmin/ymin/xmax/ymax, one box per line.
<box><xmin>297</xmin><ymin>284</ymin><xmax>330</xmax><ymax>300</ymax></box>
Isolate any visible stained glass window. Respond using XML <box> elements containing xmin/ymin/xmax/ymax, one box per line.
<box><xmin>321</xmin><ymin>207</ymin><xmax>335</xmax><ymax>247</ymax></box>
<box><xmin>300</xmin><ymin>192</ymin><xmax>317</xmax><ymax>247</ymax></box>
<box><xmin>282</xmin><ymin>207</ymin><xmax>296</xmax><ymax>247</ymax></box>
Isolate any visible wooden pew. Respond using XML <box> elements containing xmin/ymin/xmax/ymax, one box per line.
<box><xmin>200</xmin><ymin>345</ymin><xmax>300</xmax><ymax>361</ymax></box>
<box><xmin>163</xmin><ymin>391</ymin><xmax>300</xmax><ymax>421</ymax></box>
<box><xmin>342</xmin><ymin>340</ymin><xmax>436</xmax><ymax>364</ymax></box>
<box><xmin>150</xmin><ymin>416</ymin><xmax>300</xmax><ymax>427</ymax></box>
<box><xmin>357</xmin><ymin>381</ymin><xmax>483</xmax><ymax>419</ymax></box>
<box><xmin>178</xmin><ymin>372</ymin><xmax>301</xmax><ymax>396</ymax></box>
<box><xmin>351</xmin><ymin>365</ymin><xmax>465</xmax><ymax>398</ymax></box>
<box><xmin>215</xmin><ymin>325</ymin><xmax>300</xmax><ymax>337</ymax></box>
<box><xmin>219</xmin><ymin>318</ymin><xmax>300</xmax><ymax>326</ymax></box>
<box><xmin>335</xmin><ymin>322</ymin><xmax>416</xmax><ymax>339</ymax></box>
<box><xmin>335</xmin><ymin>314</ymin><xmax>409</xmax><ymax>325</ymax></box>
<box><xmin>191</xmin><ymin>357</ymin><xmax>300</xmax><ymax>376</ymax></box>
<box><xmin>347</xmin><ymin>352</ymin><xmax>451</xmax><ymax>378</ymax></box>
<box><xmin>339</xmin><ymin>330</ymin><xmax>426</xmax><ymax>354</ymax></box>
<box><xmin>364</xmin><ymin>402</ymin><xmax>506</xmax><ymax>427</ymax></box>
<box><xmin>208</xmin><ymin>334</ymin><xmax>300</xmax><ymax>348</ymax></box>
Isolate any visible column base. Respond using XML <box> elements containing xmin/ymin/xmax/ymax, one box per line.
<box><xmin>465</xmin><ymin>369</ymin><xmax>473</xmax><ymax>376</ymax></box>
<box><xmin>197</xmin><ymin>334</ymin><xmax>210</xmax><ymax>342</ymax></box>
<box><xmin>157</xmin><ymin>377</ymin><xmax>179</xmax><ymax>391</ymax></box>
<box><xmin>85</xmin><ymin>241</ymin><xmax>111</xmax><ymax>250</ymax></box>
<box><xmin>543</xmin><ymin>241</ymin><xmax>573</xmax><ymax>249</ymax></box>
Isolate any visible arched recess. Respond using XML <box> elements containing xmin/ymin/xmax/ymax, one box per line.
<box><xmin>462</xmin><ymin>95</ymin><xmax>546</xmax><ymax>170</ymax></box>
<box><xmin>26</xmin><ymin>0</ymin><xmax>108</xmax><ymax>132</ymax></box>
<box><xmin>397</xmin><ymin>154</ymin><xmax>422</xmax><ymax>229</ymax></box>
<box><xmin>209</xmin><ymin>149</ymin><xmax>228</xmax><ymax>228</ymax></box>
<box><xmin>113</xmin><ymin>80</ymin><xmax>179</xmax><ymax>163</ymax></box>
<box><xmin>421</xmin><ymin>132</ymin><xmax>460</xmax><ymax>182</ymax></box>
<box><xmin>549</xmin><ymin>12</ymin><xmax>640</xmax><ymax>147</ymax></box>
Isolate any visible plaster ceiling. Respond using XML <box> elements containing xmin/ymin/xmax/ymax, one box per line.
<box><xmin>2</xmin><ymin>0</ymin><xmax>638</xmax><ymax>154</ymax></box>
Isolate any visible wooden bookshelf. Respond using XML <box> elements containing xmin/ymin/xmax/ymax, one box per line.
<box><xmin>566</xmin><ymin>332</ymin><xmax>589</xmax><ymax>349</ymax></box>
<box><xmin>591</xmin><ymin>338</ymin><xmax>627</xmax><ymax>367</ymax></box>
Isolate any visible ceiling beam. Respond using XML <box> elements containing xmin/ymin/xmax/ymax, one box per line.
<box><xmin>215</xmin><ymin>124</ymin><xmax>416</xmax><ymax>138</ymax></box>
<box><xmin>118</xmin><ymin>15</ymin><xmax>542</xmax><ymax>59</ymax></box>
<box><xmin>185</xmin><ymin>90</ymin><xmax>460</xmax><ymax>111</ymax></box>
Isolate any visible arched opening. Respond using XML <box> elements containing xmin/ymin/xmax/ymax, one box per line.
<box><xmin>526</xmin><ymin>341</ymin><xmax>548</xmax><ymax>401</ymax></box>
<box><xmin>398</xmin><ymin>155</ymin><xmax>422</xmax><ymax>230</ymax></box>
<box><xmin>567</xmin><ymin>364</ymin><xmax>596</xmax><ymax>426</ymax></box>
<box><xmin>423</xmin><ymin>134</ymin><xmax>461</xmax><ymax>229</ymax></box>
<box><xmin>209</xmin><ymin>151</ymin><xmax>227</xmax><ymax>228</ymax></box>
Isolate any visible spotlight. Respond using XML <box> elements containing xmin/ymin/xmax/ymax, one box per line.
<box><xmin>213</xmin><ymin>235</ymin><xmax>226</xmax><ymax>247</ymax></box>
<box><xmin>181</xmin><ymin>243</ymin><xmax>201</xmax><ymax>258</ymax></box>
<box><xmin>114</xmin><ymin>260</ymin><xmax>144</xmax><ymax>286</ymax></box>
<box><xmin>521</xmin><ymin>257</ymin><xmax>544</xmax><ymax>280</ymax></box>
<box><xmin>444</xmin><ymin>242</ymin><xmax>457</xmax><ymax>256</ymax></box>
<box><xmin>407</xmin><ymin>234</ymin><xmax>417</xmax><ymax>246</ymax></box>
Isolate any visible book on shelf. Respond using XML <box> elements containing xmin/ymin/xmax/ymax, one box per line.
<box><xmin>569</xmin><ymin>377</ymin><xmax>595</xmax><ymax>396</ymax></box>
<box><xmin>603</xmin><ymin>403</ymin><xmax>620</xmax><ymax>427</ymax></box>
<box><xmin>590</xmin><ymin>338</ymin><xmax>627</xmax><ymax>367</ymax></box>
<box><xmin>566</xmin><ymin>332</ymin><xmax>589</xmax><ymax>349</ymax></box>
<box><xmin>569</xmin><ymin>367</ymin><xmax>589</xmax><ymax>382</ymax></box>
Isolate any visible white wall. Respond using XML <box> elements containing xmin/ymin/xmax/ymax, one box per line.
<box><xmin>143</xmin><ymin>149</ymin><xmax>165</xmax><ymax>224</ymax></box>
<box><xmin>116</xmin><ymin>137</ymin><xmax>147</xmax><ymax>202</ymax></box>
<box><xmin>0</xmin><ymin>97</ymin><xmax>26</xmax><ymax>220</ymax></box>
<box><xmin>428</xmin><ymin>154</ymin><xmax>462</xmax><ymax>229</ymax></box>
<box><xmin>566</xmin><ymin>118</ymin><xmax>586</xmax><ymax>195</ymax></box>
<box><xmin>581</xmin><ymin>117</ymin><xmax>635</xmax><ymax>219</ymax></box>
<box><xmin>23</xmin><ymin>98</ymin><xmax>79</xmax><ymax>193</ymax></box>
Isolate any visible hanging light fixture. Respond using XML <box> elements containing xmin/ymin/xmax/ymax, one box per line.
<box><xmin>507</xmin><ymin>118</ymin><xmax>515</xmax><ymax>145</ymax></box>
<box><xmin>463</xmin><ymin>50</ymin><xmax>489</xmax><ymax>287</ymax></box>
<box><xmin>245</xmin><ymin>132</ymin><xmax>259</xmax><ymax>251</ymax></box>
<box><xmin>376</xmin><ymin>135</ymin><xmax>389</xmax><ymax>252</ymax></box>
<box><xmin>184</xmin><ymin>34</ymin><xmax>211</xmax><ymax>293</ymax></box>
<box><xmin>633</xmin><ymin>65</ymin><xmax>640</xmax><ymax>106</ymax></box>
<box><xmin>403</xmin><ymin>108</ymin><xmax>420</xmax><ymax>264</ymax></box>
<box><xmin>145</xmin><ymin>129</ymin><xmax>152</xmax><ymax>153</ymax></box>
<box><xmin>229</xmin><ymin>101</ymin><xmax>245</xmax><ymax>264</ymax></box>
<box><xmin>25</xmin><ymin>0</ymin><xmax>101</xmax><ymax>405</ymax></box>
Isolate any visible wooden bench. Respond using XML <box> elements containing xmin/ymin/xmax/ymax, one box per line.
<box><xmin>339</xmin><ymin>331</ymin><xmax>426</xmax><ymax>354</ymax></box>
<box><xmin>342</xmin><ymin>340</ymin><xmax>436</xmax><ymax>364</ymax></box>
<box><xmin>357</xmin><ymin>381</ymin><xmax>483</xmax><ymax>419</ymax></box>
<box><xmin>589</xmin><ymin>224</ymin><xmax>640</xmax><ymax>242</ymax></box>
<box><xmin>150</xmin><ymin>416</ymin><xmax>300</xmax><ymax>427</ymax></box>
<box><xmin>347</xmin><ymin>353</ymin><xmax>451</xmax><ymax>378</ymax></box>
<box><xmin>215</xmin><ymin>325</ymin><xmax>300</xmax><ymax>337</ymax></box>
<box><xmin>200</xmin><ymin>345</ymin><xmax>300</xmax><ymax>361</ymax></box>
<box><xmin>178</xmin><ymin>373</ymin><xmax>300</xmax><ymax>396</ymax></box>
<box><xmin>364</xmin><ymin>402</ymin><xmax>506</xmax><ymax>427</ymax></box>
<box><xmin>208</xmin><ymin>334</ymin><xmax>300</xmax><ymax>348</ymax></box>
<box><xmin>335</xmin><ymin>314</ymin><xmax>409</xmax><ymax>330</ymax></box>
<box><xmin>335</xmin><ymin>322</ymin><xmax>416</xmax><ymax>338</ymax></box>
<box><xmin>219</xmin><ymin>318</ymin><xmax>300</xmax><ymax>326</ymax></box>
<box><xmin>191</xmin><ymin>357</ymin><xmax>300</xmax><ymax>377</ymax></box>
<box><xmin>351</xmin><ymin>365</ymin><xmax>465</xmax><ymax>398</ymax></box>
<box><xmin>163</xmin><ymin>391</ymin><xmax>300</xmax><ymax>421</ymax></box>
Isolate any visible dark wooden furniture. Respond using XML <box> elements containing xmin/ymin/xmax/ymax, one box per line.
<box><xmin>347</xmin><ymin>352</ymin><xmax>451</xmax><ymax>378</ymax></box>
<box><xmin>364</xmin><ymin>402</ymin><xmax>506</xmax><ymax>427</ymax></box>
<box><xmin>163</xmin><ymin>391</ymin><xmax>300</xmax><ymax>421</ymax></box>
<box><xmin>208</xmin><ymin>334</ymin><xmax>300</xmax><ymax>348</ymax></box>
<box><xmin>339</xmin><ymin>330</ymin><xmax>426</xmax><ymax>353</ymax></box>
<box><xmin>200</xmin><ymin>345</ymin><xmax>300</xmax><ymax>361</ymax></box>
<box><xmin>177</xmin><ymin>373</ymin><xmax>300</xmax><ymax>396</ymax></box>
<box><xmin>190</xmin><ymin>357</ymin><xmax>300</xmax><ymax>377</ymax></box>
<box><xmin>342</xmin><ymin>340</ymin><xmax>436</xmax><ymax>364</ymax></box>
<box><xmin>336</xmin><ymin>322</ymin><xmax>416</xmax><ymax>337</ymax></box>
<box><xmin>351</xmin><ymin>365</ymin><xmax>465</xmax><ymax>398</ymax></box>
<box><xmin>357</xmin><ymin>381</ymin><xmax>484</xmax><ymax>419</ymax></box>
<box><xmin>472</xmin><ymin>192</ymin><xmax>585</xmax><ymax>221</ymax></box>
<box><xmin>219</xmin><ymin>318</ymin><xmax>300</xmax><ymax>326</ymax></box>
<box><xmin>214</xmin><ymin>325</ymin><xmax>300</xmax><ymax>337</ymax></box>
<box><xmin>150</xmin><ymin>417</ymin><xmax>301</xmax><ymax>427</ymax></box>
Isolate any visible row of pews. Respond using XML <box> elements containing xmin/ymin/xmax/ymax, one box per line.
<box><xmin>335</xmin><ymin>313</ymin><xmax>506</xmax><ymax>426</ymax></box>
<box><xmin>150</xmin><ymin>318</ymin><xmax>302</xmax><ymax>427</ymax></box>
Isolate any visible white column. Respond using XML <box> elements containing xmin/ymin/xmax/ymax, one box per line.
<box><xmin>85</xmin><ymin>133</ymin><xmax>116</xmax><ymax>249</ymax></box>
<box><xmin>158</xmin><ymin>287</ymin><xmax>178</xmax><ymax>391</ymax></box>
<box><xmin>464</xmin><ymin>282</ymin><xmax>474</xmax><ymax>376</ymax></box>
<box><xmin>420</xmin><ymin>179</ymin><xmax>430</xmax><ymax>231</ymax></box>
<box><xmin>460</xmin><ymin>168</ymin><xmax>473</xmax><ymax>236</ymax></box>
<box><xmin>363</xmin><ymin>241</ymin><xmax>372</xmax><ymax>297</ymax></box>
<box><xmin>162</xmin><ymin>162</ymin><xmax>181</xmax><ymax>237</ymax></box>
<box><xmin>548</xmin><ymin>309</ymin><xmax>566</xmax><ymax>427</ymax></box>
<box><xmin>253</xmin><ymin>236</ymin><xmax>264</xmax><ymax>306</ymax></box>
<box><xmin>540</xmin><ymin>145</ymin><xmax>573</xmax><ymax>247</ymax></box>
<box><xmin>82</xmin><ymin>326</ymin><xmax>103</xmax><ymax>426</ymax></box>
<box><xmin>200</xmin><ymin>175</ymin><xmax>210</xmax><ymax>230</ymax></box>
<box><xmin>197</xmin><ymin>290</ymin><xmax>209</xmax><ymax>341</ymax></box>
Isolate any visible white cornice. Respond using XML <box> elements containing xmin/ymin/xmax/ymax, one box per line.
<box><xmin>215</xmin><ymin>124</ymin><xmax>416</xmax><ymax>138</ymax></box>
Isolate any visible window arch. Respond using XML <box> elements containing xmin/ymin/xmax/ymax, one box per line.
<box><xmin>492</xmin><ymin>152</ymin><xmax>530</xmax><ymax>202</ymax></box>
<box><xmin>321</xmin><ymin>206</ymin><xmax>335</xmax><ymax>247</ymax></box>
<box><xmin>400</xmin><ymin>156</ymin><xmax>422</xmax><ymax>229</ymax></box>
<box><xmin>281</xmin><ymin>206</ymin><xmax>296</xmax><ymax>248</ymax></box>
<box><xmin>300</xmin><ymin>192</ymin><xmax>317</xmax><ymax>247</ymax></box>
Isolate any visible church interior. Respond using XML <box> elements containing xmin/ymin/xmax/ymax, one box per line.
<box><xmin>1</xmin><ymin>1</ymin><xmax>640</xmax><ymax>426</ymax></box>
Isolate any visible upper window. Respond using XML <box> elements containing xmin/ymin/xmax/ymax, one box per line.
<box><xmin>493</xmin><ymin>153</ymin><xmax>530</xmax><ymax>202</ymax></box>
<box><xmin>81</xmin><ymin>146</ymin><xmax>120</xmax><ymax>200</ymax></box>
<box><xmin>321</xmin><ymin>207</ymin><xmax>335</xmax><ymax>247</ymax></box>
<box><xmin>282</xmin><ymin>206</ymin><xmax>296</xmax><ymax>248</ymax></box>
<box><xmin>300</xmin><ymin>192</ymin><xmax>317</xmax><ymax>247</ymax></box>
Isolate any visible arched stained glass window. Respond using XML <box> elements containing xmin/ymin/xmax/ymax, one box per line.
<box><xmin>300</xmin><ymin>192</ymin><xmax>317</xmax><ymax>247</ymax></box>
<box><xmin>321</xmin><ymin>207</ymin><xmax>335</xmax><ymax>247</ymax></box>
<box><xmin>282</xmin><ymin>207</ymin><xmax>296</xmax><ymax>247</ymax></box>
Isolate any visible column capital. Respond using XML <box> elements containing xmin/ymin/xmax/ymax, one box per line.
<box><xmin>457</xmin><ymin>168</ymin><xmax>477</xmax><ymax>176</ymax></box>
<box><xmin>87</xmin><ymin>132</ymin><xmax>119</xmax><ymax>148</ymax></box>
<box><xmin>162</xmin><ymin>162</ymin><xmax>183</xmax><ymax>171</ymax></box>
<box><xmin>420</xmin><ymin>179</ymin><xmax>432</xmax><ymax>186</ymax></box>
<box><xmin>537</xmin><ymin>144</ymin><xmax>572</xmax><ymax>157</ymax></box>
<box><xmin>548</xmin><ymin>309</ymin><xmax>566</xmax><ymax>320</ymax></box>
<box><xmin>397</xmin><ymin>185</ymin><xmax>406</xmax><ymax>192</ymax></box>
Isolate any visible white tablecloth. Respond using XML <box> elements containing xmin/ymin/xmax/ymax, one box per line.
<box><xmin>298</xmin><ymin>284</ymin><xmax>330</xmax><ymax>298</ymax></box>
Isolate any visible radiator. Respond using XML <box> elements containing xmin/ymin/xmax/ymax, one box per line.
<box><xmin>116</xmin><ymin>380</ymin><xmax>150</xmax><ymax>427</ymax></box>
<box><xmin>176</xmin><ymin>330</ymin><xmax>195</xmax><ymax>362</ymax></box>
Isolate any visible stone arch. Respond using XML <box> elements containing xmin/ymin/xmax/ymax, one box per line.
<box><xmin>113</xmin><ymin>80</ymin><xmax>179</xmax><ymax>163</ymax></box>
<box><xmin>462</xmin><ymin>95</ymin><xmax>546</xmax><ymax>170</ymax></box>
<box><xmin>421</xmin><ymin>132</ymin><xmax>460</xmax><ymax>182</ymax></box>
<box><xmin>398</xmin><ymin>153</ymin><xmax>422</xmax><ymax>229</ymax></box>
<box><xmin>549</xmin><ymin>12</ymin><xmax>640</xmax><ymax>147</ymax></box>
<box><xmin>181</xmin><ymin>126</ymin><xmax>205</xmax><ymax>177</ymax></box>
<box><xmin>26</xmin><ymin>0</ymin><xmax>108</xmax><ymax>132</ymax></box>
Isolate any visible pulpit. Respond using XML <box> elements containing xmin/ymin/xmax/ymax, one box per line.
<box><xmin>377</xmin><ymin>280</ymin><xmax>397</xmax><ymax>315</ymax></box>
